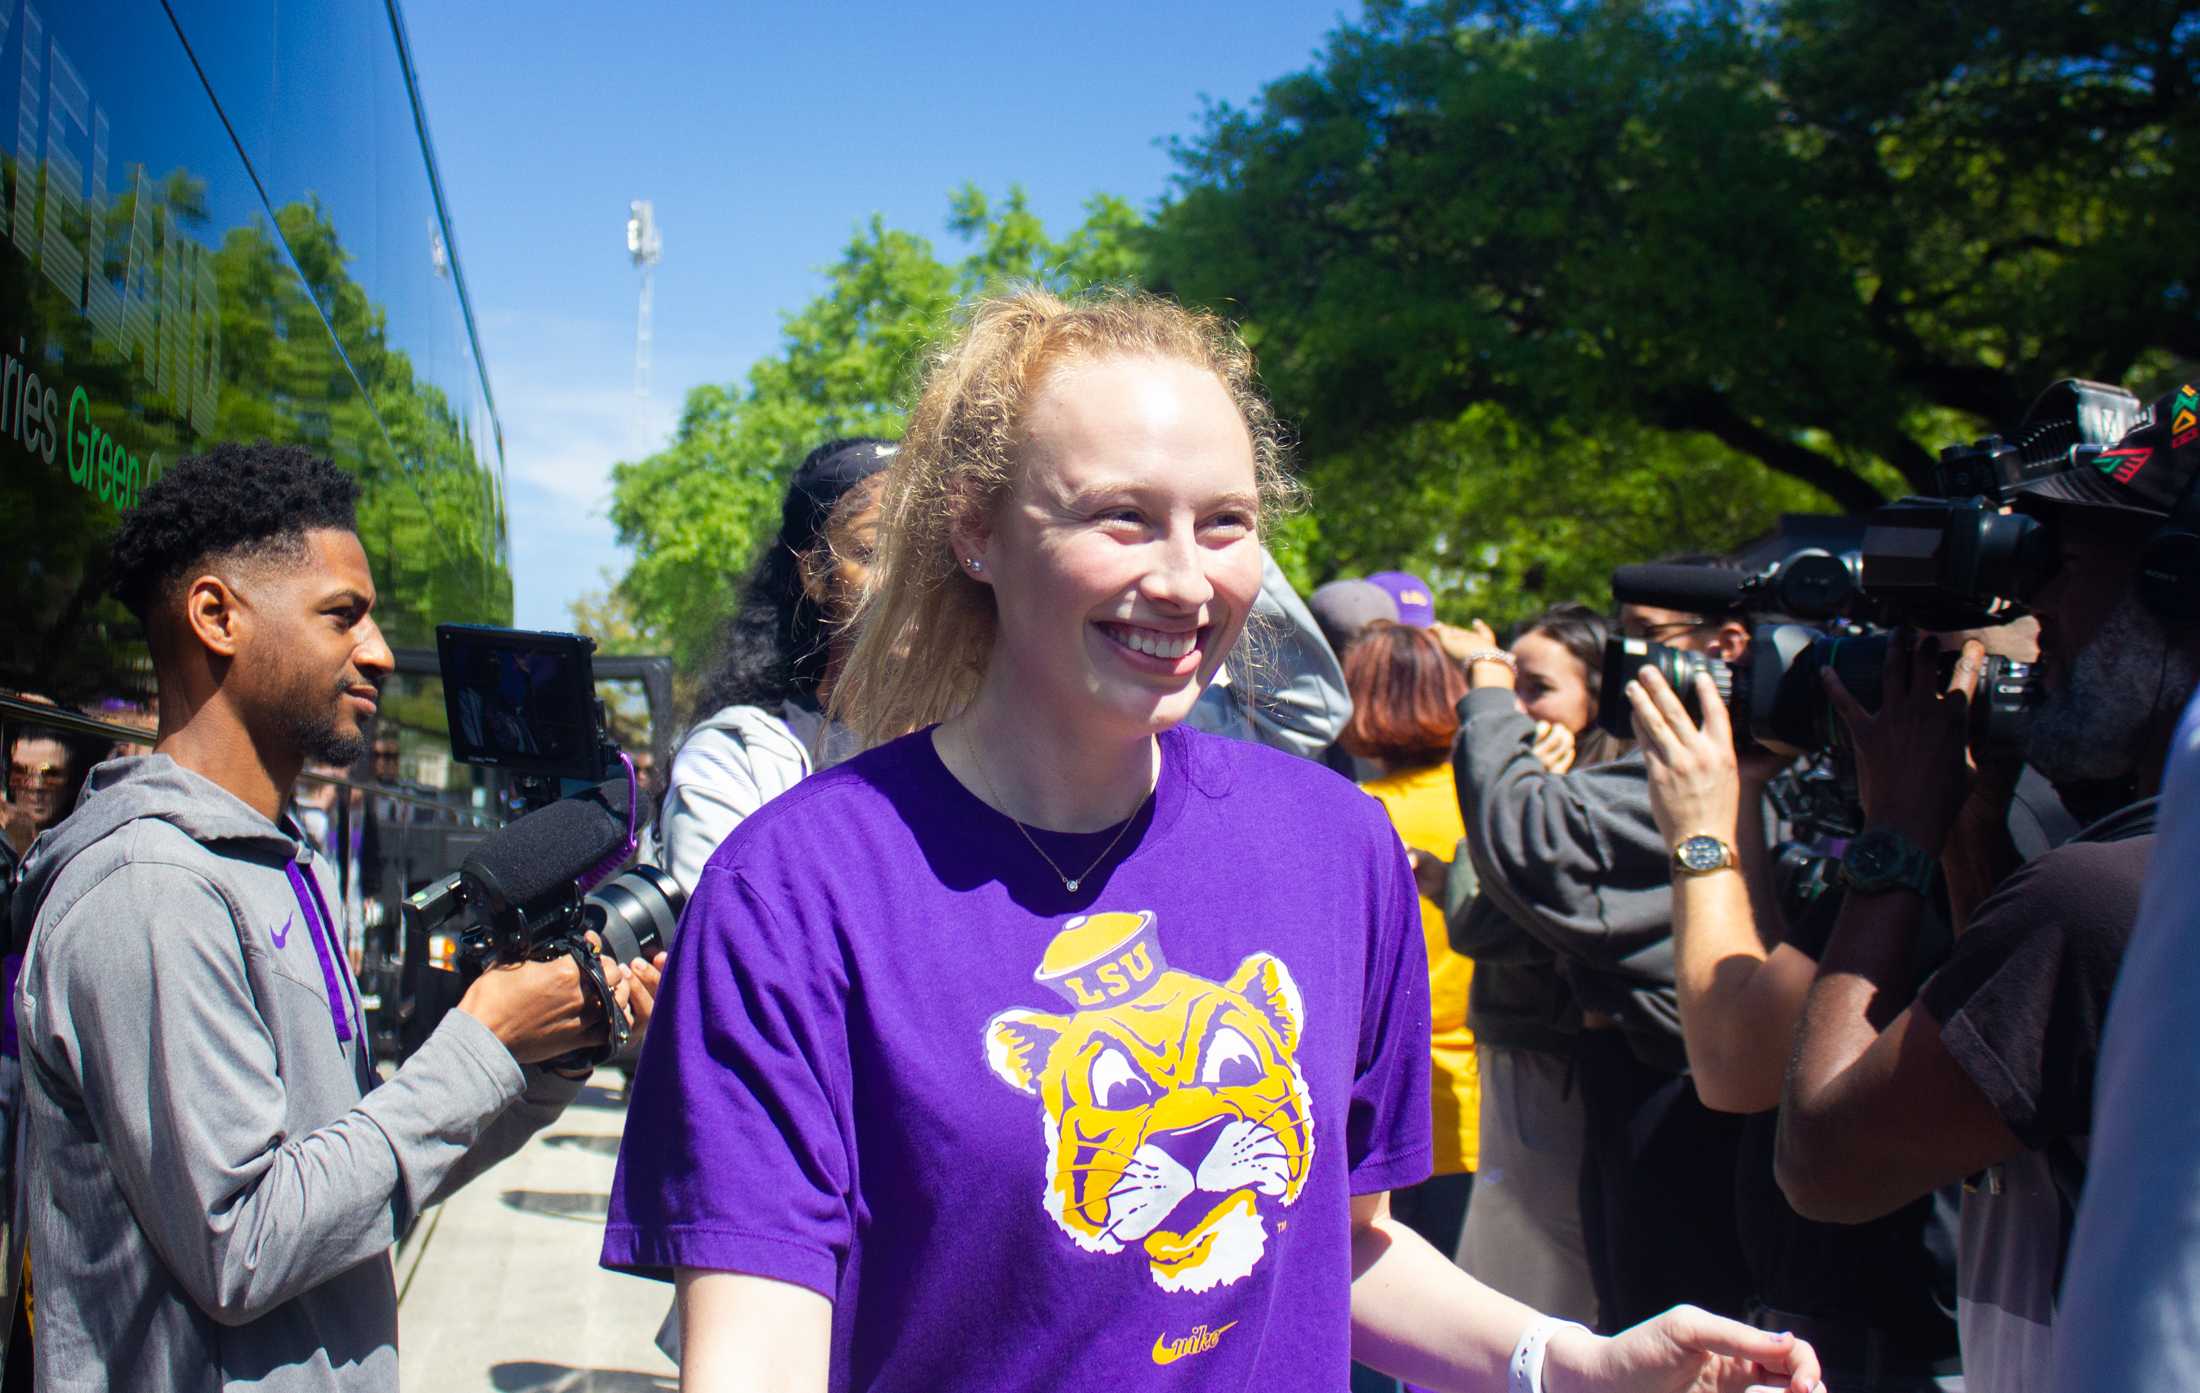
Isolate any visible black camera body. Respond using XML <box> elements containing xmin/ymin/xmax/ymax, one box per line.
<box><xmin>1598</xmin><ymin>624</ymin><xmax>2037</xmax><ymax>758</ymax></box>
<box><xmin>1858</xmin><ymin>497</ymin><xmax>2055</xmax><ymax>632</ymax></box>
<box><xmin>1600</xmin><ymin>379</ymin><xmax>2140</xmax><ymax>761</ymax></box>
<box><xmin>403</xmin><ymin>625</ymin><xmax>685</xmax><ymax>1066</ymax></box>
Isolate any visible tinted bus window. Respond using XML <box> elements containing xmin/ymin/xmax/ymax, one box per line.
<box><xmin>0</xmin><ymin>0</ymin><xmax>510</xmax><ymax>795</ymax></box>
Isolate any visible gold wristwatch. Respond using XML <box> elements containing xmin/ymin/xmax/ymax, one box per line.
<box><xmin>1672</xmin><ymin>834</ymin><xmax>1737</xmax><ymax>876</ymax></box>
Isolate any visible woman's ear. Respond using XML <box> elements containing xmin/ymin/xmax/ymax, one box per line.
<box><xmin>949</xmin><ymin>504</ymin><xmax>994</xmax><ymax>587</ymax></box>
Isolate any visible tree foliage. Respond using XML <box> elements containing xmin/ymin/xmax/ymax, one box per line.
<box><xmin>608</xmin><ymin>188</ymin><xmax>1141</xmax><ymax>671</ymax></box>
<box><xmin>612</xmin><ymin>0</ymin><xmax>2197</xmax><ymax>649</ymax></box>
<box><xmin>1150</xmin><ymin>0</ymin><xmax>2197</xmax><ymax>521</ymax></box>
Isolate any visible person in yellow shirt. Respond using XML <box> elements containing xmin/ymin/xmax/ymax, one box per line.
<box><xmin>1338</xmin><ymin>620</ymin><xmax>1478</xmax><ymax>1254</ymax></box>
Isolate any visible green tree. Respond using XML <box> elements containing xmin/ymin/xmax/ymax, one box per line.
<box><xmin>1150</xmin><ymin>0</ymin><xmax>2196</xmax><ymax>526</ymax></box>
<box><xmin>568</xmin><ymin>574</ymin><xmax>683</xmax><ymax>750</ymax></box>
<box><xmin>1293</xmin><ymin>406</ymin><xmax>1829</xmax><ymax>626</ymax></box>
<box><xmin>610</xmin><ymin>187</ymin><xmax>1143</xmax><ymax>669</ymax></box>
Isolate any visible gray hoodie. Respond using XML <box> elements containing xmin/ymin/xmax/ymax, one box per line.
<box><xmin>8</xmin><ymin>755</ymin><xmax>581</xmax><ymax>1392</ymax></box>
<box><xmin>1450</xmin><ymin>687</ymin><xmax>1686</xmax><ymax>1073</ymax></box>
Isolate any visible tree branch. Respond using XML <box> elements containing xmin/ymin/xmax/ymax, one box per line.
<box><xmin>1654</xmin><ymin>388</ymin><xmax>1891</xmax><ymax>514</ymax></box>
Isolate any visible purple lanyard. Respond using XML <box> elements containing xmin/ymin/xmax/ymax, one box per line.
<box><xmin>283</xmin><ymin>858</ymin><xmax>356</xmax><ymax>1044</ymax></box>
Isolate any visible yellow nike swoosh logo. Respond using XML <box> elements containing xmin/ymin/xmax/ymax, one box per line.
<box><xmin>1151</xmin><ymin>1319</ymin><xmax>1240</xmax><ymax>1365</ymax></box>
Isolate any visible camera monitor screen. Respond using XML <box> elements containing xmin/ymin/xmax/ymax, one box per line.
<box><xmin>437</xmin><ymin>625</ymin><xmax>604</xmax><ymax>781</ymax></box>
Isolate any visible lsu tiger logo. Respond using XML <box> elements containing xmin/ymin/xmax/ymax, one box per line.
<box><xmin>983</xmin><ymin>911</ymin><xmax>1314</xmax><ymax>1293</ymax></box>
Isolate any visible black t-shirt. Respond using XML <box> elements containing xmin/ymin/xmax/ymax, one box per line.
<box><xmin>1917</xmin><ymin>823</ymin><xmax>2153</xmax><ymax>1391</ymax></box>
<box><xmin>1732</xmin><ymin>888</ymin><xmax>1958</xmax><ymax>1354</ymax></box>
<box><xmin>1917</xmin><ymin>835</ymin><xmax>2151</xmax><ymax>1149</ymax></box>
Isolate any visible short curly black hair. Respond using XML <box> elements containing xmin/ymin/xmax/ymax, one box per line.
<box><xmin>109</xmin><ymin>441</ymin><xmax>361</xmax><ymax>623</ymax></box>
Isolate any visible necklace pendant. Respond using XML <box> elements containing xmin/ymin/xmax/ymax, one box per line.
<box><xmin>1065</xmin><ymin>878</ymin><xmax>1080</xmax><ymax>893</ymax></box>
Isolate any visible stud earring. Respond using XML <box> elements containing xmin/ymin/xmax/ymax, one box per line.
<box><xmin>964</xmin><ymin>557</ymin><xmax>983</xmax><ymax>574</ymax></box>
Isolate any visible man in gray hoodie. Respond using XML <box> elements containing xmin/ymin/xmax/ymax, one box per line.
<box><xmin>9</xmin><ymin>443</ymin><xmax>627</xmax><ymax>1391</ymax></box>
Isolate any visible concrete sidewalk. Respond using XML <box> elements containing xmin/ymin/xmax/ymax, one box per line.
<box><xmin>396</xmin><ymin>1072</ymin><xmax>677</xmax><ymax>1392</ymax></box>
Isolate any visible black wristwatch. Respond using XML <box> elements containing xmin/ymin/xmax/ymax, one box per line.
<box><xmin>1840</xmin><ymin>826</ymin><xmax>1936</xmax><ymax>897</ymax></box>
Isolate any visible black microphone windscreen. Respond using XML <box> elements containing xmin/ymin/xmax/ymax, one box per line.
<box><xmin>461</xmin><ymin>780</ymin><xmax>631</xmax><ymax>914</ymax></box>
<box><xmin>1610</xmin><ymin>563</ymin><xmax>1749</xmax><ymax>617</ymax></box>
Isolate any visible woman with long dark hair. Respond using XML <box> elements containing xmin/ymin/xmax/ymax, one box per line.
<box><xmin>643</xmin><ymin>437</ymin><xmax>895</xmax><ymax>890</ymax></box>
<box><xmin>1508</xmin><ymin>603</ymin><xmax>1630</xmax><ymax>773</ymax></box>
<box><xmin>1441</xmin><ymin>602</ymin><xmax>1625</xmax><ymax>1327</ymax></box>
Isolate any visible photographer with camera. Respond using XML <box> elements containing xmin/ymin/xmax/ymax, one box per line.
<box><xmin>1630</xmin><ymin>663</ymin><xmax>1962</xmax><ymax>1390</ymax></box>
<box><xmin>1775</xmin><ymin>382</ymin><xmax>2200</xmax><ymax>1393</ymax></box>
<box><xmin>1448</xmin><ymin>582</ymin><xmax>1756</xmax><ymax>1332</ymax></box>
<box><xmin>7</xmin><ymin>444</ymin><xmax>635</xmax><ymax>1391</ymax></box>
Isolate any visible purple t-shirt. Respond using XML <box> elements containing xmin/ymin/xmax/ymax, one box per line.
<box><xmin>603</xmin><ymin>723</ymin><xmax>1432</xmax><ymax>1391</ymax></box>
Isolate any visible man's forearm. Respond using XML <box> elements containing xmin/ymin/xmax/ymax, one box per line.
<box><xmin>1778</xmin><ymin>889</ymin><xmax>1928</xmax><ymax>1209</ymax></box>
<box><xmin>419</xmin><ymin>1052</ymin><xmax>584</xmax><ymax>1211</ymax></box>
<box><xmin>1941</xmin><ymin>799</ymin><xmax>2019</xmax><ymax>937</ymax></box>
<box><xmin>1733</xmin><ymin>780</ymin><xmax>1786</xmax><ymax>946</ymax></box>
<box><xmin>1671</xmin><ymin>872</ymin><xmax>1790</xmax><ymax>1113</ymax></box>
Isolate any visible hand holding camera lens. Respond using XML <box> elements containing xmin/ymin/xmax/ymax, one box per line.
<box><xmin>1629</xmin><ymin>667</ymin><xmax>1742</xmax><ymax>847</ymax></box>
<box><xmin>458</xmin><ymin>949</ymin><xmax>632</xmax><ymax>1067</ymax></box>
<box><xmin>1821</xmin><ymin>631</ymin><xmax>1984</xmax><ymax>856</ymax></box>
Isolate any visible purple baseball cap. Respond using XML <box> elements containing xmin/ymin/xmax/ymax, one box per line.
<box><xmin>1364</xmin><ymin>570</ymin><xmax>1437</xmax><ymax>627</ymax></box>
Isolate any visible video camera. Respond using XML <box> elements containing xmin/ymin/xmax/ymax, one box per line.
<box><xmin>402</xmin><ymin>625</ymin><xmax>684</xmax><ymax>1066</ymax></box>
<box><xmin>1595</xmin><ymin>379</ymin><xmax>2144</xmax><ymax>758</ymax></box>
<box><xmin>1597</xmin><ymin>621</ymin><xmax>2038</xmax><ymax>757</ymax></box>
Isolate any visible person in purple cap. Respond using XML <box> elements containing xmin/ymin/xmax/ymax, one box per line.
<box><xmin>1367</xmin><ymin>570</ymin><xmax>1439</xmax><ymax>628</ymax></box>
<box><xmin>602</xmin><ymin>287</ymin><xmax>1820</xmax><ymax>1393</ymax></box>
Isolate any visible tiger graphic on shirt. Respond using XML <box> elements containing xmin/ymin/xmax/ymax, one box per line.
<box><xmin>982</xmin><ymin>910</ymin><xmax>1314</xmax><ymax>1293</ymax></box>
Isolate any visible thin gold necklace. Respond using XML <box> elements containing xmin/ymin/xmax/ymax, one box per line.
<box><xmin>959</xmin><ymin>727</ymin><xmax>1155</xmax><ymax>893</ymax></box>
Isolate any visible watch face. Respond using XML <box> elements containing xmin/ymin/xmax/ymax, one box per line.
<box><xmin>1677</xmin><ymin>836</ymin><xmax>1728</xmax><ymax>872</ymax></box>
<box><xmin>1850</xmin><ymin>835</ymin><xmax>1897</xmax><ymax>877</ymax></box>
<box><xmin>1843</xmin><ymin>827</ymin><xmax>1924</xmax><ymax>893</ymax></box>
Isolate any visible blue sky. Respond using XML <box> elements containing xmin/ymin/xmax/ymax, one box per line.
<box><xmin>402</xmin><ymin>0</ymin><xmax>1356</xmax><ymax>633</ymax></box>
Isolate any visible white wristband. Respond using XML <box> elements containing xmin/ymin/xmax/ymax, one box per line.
<box><xmin>1465</xmin><ymin>648</ymin><xmax>1518</xmax><ymax>673</ymax></box>
<box><xmin>1509</xmin><ymin>1316</ymin><xmax>1590</xmax><ymax>1393</ymax></box>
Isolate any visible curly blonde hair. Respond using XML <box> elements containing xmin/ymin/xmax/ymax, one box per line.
<box><xmin>830</xmin><ymin>286</ymin><xmax>1299</xmax><ymax>746</ymax></box>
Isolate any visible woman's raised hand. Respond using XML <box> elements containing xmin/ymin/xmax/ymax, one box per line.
<box><xmin>1530</xmin><ymin>720</ymin><xmax>1577</xmax><ymax>775</ymax></box>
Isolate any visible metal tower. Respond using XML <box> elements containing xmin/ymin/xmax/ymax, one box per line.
<box><xmin>626</xmin><ymin>200</ymin><xmax>662</xmax><ymax>419</ymax></box>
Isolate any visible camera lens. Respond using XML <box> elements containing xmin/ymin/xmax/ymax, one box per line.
<box><xmin>1598</xmin><ymin>636</ymin><xmax>1734</xmax><ymax>741</ymax></box>
<box><xmin>1751</xmin><ymin>630</ymin><xmax>2039</xmax><ymax>756</ymax></box>
<box><xmin>584</xmin><ymin>864</ymin><xmax>686</xmax><ymax>966</ymax></box>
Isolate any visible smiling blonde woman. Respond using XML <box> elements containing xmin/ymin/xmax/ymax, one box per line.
<box><xmin>601</xmin><ymin>288</ymin><xmax>1821</xmax><ymax>1393</ymax></box>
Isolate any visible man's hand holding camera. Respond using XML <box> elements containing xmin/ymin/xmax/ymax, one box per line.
<box><xmin>1629</xmin><ymin>668</ymin><xmax>1743</xmax><ymax>850</ymax></box>
<box><xmin>456</xmin><ymin>941</ymin><xmax>669</xmax><ymax>1068</ymax></box>
<box><xmin>460</xmin><ymin>950</ymin><xmax>629</xmax><ymax>1066</ymax></box>
<box><xmin>1820</xmin><ymin>630</ymin><xmax>1987</xmax><ymax>858</ymax></box>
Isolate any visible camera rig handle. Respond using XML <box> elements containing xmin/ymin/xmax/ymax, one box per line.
<box><xmin>545</xmin><ymin>932</ymin><xmax>631</xmax><ymax>1072</ymax></box>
